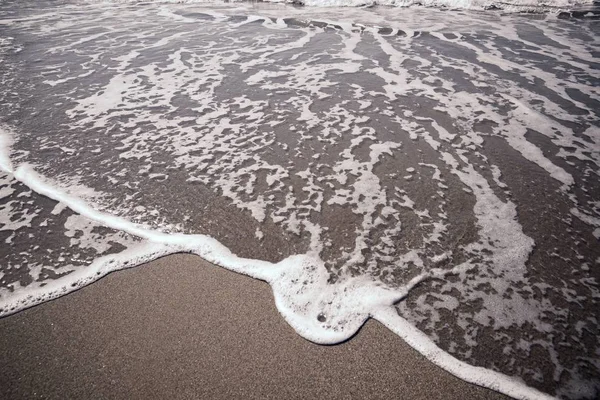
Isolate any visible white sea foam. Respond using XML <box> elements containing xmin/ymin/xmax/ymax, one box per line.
<box><xmin>0</xmin><ymin>125</ymin><xmax>555</xmax><ymax>400</ymax></box>
<box><xmin>104</xmin><ymin>0</ymin><xmax>594</xmax><ymax>13</ymax></box>
<box><xmin>0</xmin><ymin>132</ymin><xmax>13</xmax><ymax>173</ymax></box>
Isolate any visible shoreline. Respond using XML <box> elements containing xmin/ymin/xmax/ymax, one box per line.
<box><xmin>0</xmin><ymin>254</ymin><xmax>509</xmax><ymax>399</ymax></box>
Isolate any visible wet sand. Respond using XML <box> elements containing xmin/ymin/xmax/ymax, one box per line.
<box><xmin>0</xmin><ymin>254</ymin><xmax>508</xmax><ymax>399</ymax></box>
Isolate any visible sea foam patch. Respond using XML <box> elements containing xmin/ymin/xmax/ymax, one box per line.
<box><xmin>0</xmin><ymin>127</ymin><xmax>552</xmax><ymax>400</ymax></box>
<box><xmin>107</xmin><ymin>0</ymin><xmax>596</xmax><ymax>13</ymax></box>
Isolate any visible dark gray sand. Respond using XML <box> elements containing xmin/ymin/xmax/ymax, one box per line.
<box><xmin>0</xmin><ymin>254</ymin><xmax>507</xmax><ymax>400</ymax></box>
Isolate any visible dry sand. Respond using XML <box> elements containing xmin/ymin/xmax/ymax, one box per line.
<box><xmin>0</xmin><ymin>254</ymin><xmax>509</xmax><ymax>399</ymax></box>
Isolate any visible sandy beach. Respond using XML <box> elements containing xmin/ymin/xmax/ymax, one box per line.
<box><xmin>0</xmin><ymin>254</ymin><xmax>508</xmax><ymax>399</ymax></box>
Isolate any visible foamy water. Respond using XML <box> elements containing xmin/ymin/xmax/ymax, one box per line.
<box><xmin>0</xmin><ymin>0</ymin><xmax>599</xmax><ymax>398</ymax></box>
<box><xmin>107</xmin><ymin>0</ymin><xmax>597</xmax><ymax>13</ymax></box>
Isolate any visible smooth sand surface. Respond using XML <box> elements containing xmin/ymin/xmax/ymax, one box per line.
<box><xmin>0</xmin><ymin>254</ymin><xmax>509</xmax><ymax>399</ymax></box>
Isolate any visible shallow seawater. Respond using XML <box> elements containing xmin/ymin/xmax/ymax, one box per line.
<box><xmin>0</xmin><ymin>1</ymin><xmax>599</xmax><ymax>398</ymax></box>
